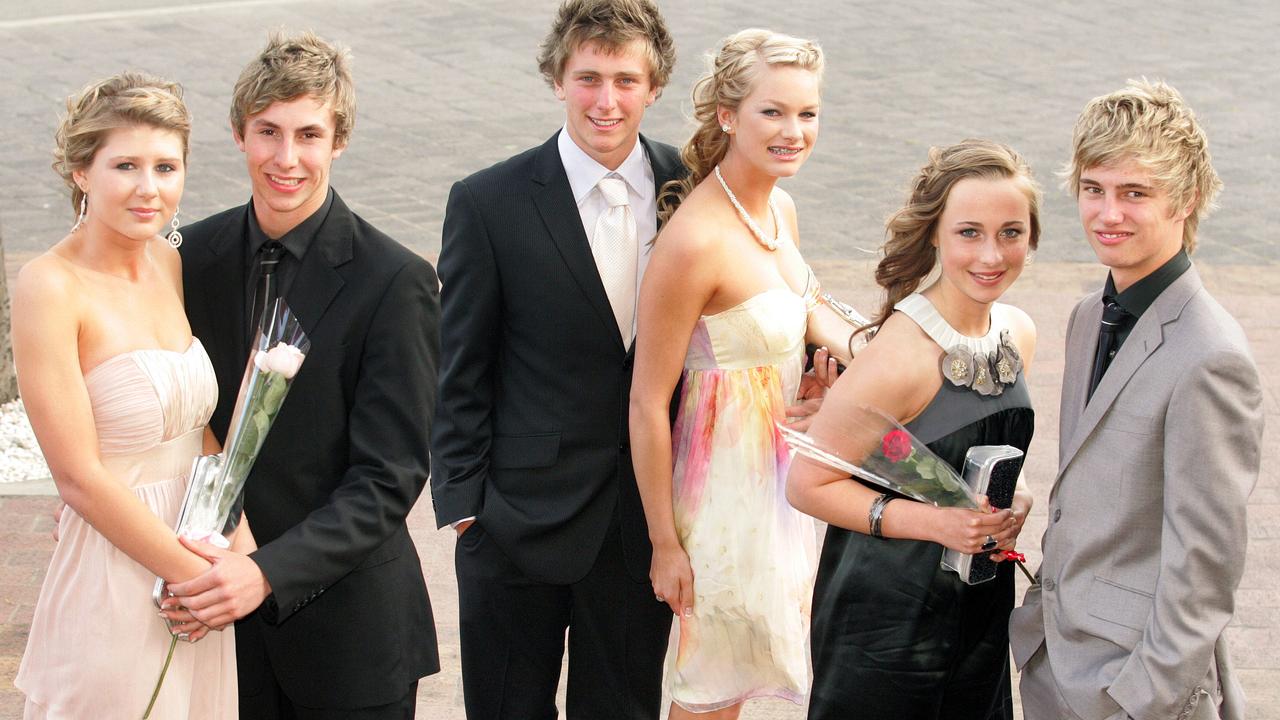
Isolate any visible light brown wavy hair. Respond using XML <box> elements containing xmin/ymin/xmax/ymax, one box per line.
<box><xmin>657</xmin><ymin>29</ymin><xmax>823</xmax><ymax>224</ymax></box>
<box><xmin>861</xmin><ymin>139</ymin><xmax>1042</xmax><ymax>337</ymax></box>
<box><xmin>53</xmin><ymin>72</ymin><xmax>191</xmax><ymax>218</ymax></box>
<box><xmin>537</xmin><ymin>0</ymin><xmax>676</xmax><ymax>95</ymax></box>
<box><xmin>230</xmin><ymin>30</ymin><xmax>356</xmax><ymax>148</ymax></box>
<box><xmin>1065</xmin><ymin>78</ymin><xmax>1220</xmax><ymax>253</ymax></box>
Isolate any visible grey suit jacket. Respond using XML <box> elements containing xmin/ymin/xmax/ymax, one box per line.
<box><xmin>1009</xmin><ymin>266</ymin><xmax>1264</xmax><ymax>720</ymax></box>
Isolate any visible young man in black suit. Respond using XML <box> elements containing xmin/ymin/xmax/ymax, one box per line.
<box><xmin>430</xmin><ymin>1</ymin><xmax>681</xmax><ymax>717</ymax></box>
<box><xmin>168</xmin><ymin>31</ymin><xmax>440</xmax><ymax>718</ymax></box>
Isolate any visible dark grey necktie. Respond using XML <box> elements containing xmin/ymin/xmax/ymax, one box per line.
<box><xmin>249</xmin><ymin>241</ymin><xmax>286</xmax><ymax>341</ymax></box>
<box><xmin>1087</xmin><ymin>298</ymin><xmax>1130</xmax><ymax>401</ymax></box>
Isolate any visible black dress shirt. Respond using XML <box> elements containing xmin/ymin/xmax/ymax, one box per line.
<box><xmin>1105</xmin><ymin>250</ymin><xmax>1191</xmax><ymax>350</ymax></box>
<box><xmin>1093</xmin><ymin>250</ymin><xmax>1192</xmax><ymax>387</ymax></box>
<box><xmin>244</xmin><ymin>188</ymin><xmax>335</xmax><ymax>317</ymax></box>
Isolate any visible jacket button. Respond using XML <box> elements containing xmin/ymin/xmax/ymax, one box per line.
<box><xmin>1043</xmin><ymin>578</ymin><xmax>1056</xmax><ymax>592</ymax></box>
<box><xmin>1053</xmin><ymin>508</ymin><xmax>1062</xmax><ymax>522</ymax></box>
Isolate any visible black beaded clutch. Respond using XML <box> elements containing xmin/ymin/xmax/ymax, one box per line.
<box><xmin>941</xmin><ymin>446</ymin><xmax>1024</xmax><ymax>585</ymax></box>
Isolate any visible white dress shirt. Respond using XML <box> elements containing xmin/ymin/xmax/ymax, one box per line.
<box><xmin>557</xmin><ymin>126</ymin><xmax>659</xmax><ymax>325</ymax></box>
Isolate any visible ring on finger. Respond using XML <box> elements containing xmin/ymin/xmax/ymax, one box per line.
<box><xmin>981</xmin><ymin>534</ymin><xmax>998</xmax><ymax>552</ymax></box>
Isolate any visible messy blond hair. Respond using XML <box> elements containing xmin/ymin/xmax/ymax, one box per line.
<box><xmin>657</xmin><ymin>29</ymin><xmax>823</xmax><ymax>223</ymax></box>
<box><xmin>537</xmin><ymin>0</ymin><xmax>675</xmax><ymax>95</ymax></box>
<box><xmin>1065</xmin><ymin>79</ymin><xmax>1221</xmax><ymax>252</ymax></box>
<box><xmin>230</xmin><ymin>30</ymin><xmax>356</xmax><ymax>147</ymax></box>
<box><xmin>53</xmin><ymin>72</ymin><xmax>191</xmax><ymax>218</ymax></box>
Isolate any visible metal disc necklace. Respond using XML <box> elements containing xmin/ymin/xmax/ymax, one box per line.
<box><xmin>714</xmin><ymin>165</ymin><xmax>780</xmax><ymax>251</ymax></box>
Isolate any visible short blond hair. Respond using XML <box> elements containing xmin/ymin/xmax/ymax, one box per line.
<box><xmin>53</xmin><ymin>72</ymin><xmax>191</xmax><ymax>218</ymax></box>
<box><xmin>230</xmin><ymin>30</ymin><xmax>355</xmax><ymax>147</ymax></box>
<box><xmin>537</xmin><ymin>0</ymin><xmax>676</xmax><ymax>96</ymax></box>
<box><xmin>1066</xmin><ymin>79</ymin><xmax>1221</xmax><ymax>252</ymax></box>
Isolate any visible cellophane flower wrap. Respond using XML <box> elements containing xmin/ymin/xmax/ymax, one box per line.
<box><xmin>778</xmin><ymin>404</ymin><xmax>979</xmax><ymax>509</ymax></box>
<box><xmin>143</xmin><ymin>299</ymin><xmax>309</xmax><ymax>718</ymax></box>
<box><xmin>778</xmin><ymin>403</ymin><xmax>1034</xmax><ymax>586</ymax></box>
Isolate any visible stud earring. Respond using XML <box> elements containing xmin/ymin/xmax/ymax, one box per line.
<box><xmin>71</xmin><ymin>194</ymin><xmax>87</xmax><ymax>232</ymax></box>
<box><xmin>166</xmin><ymin>207</ymin><xmax>183</xmax><ymax>248</ymax></box>
<box><xmin>721</xmin><ymin>124</ymin><xmax>731</xmax><ymax>133</ymax></box>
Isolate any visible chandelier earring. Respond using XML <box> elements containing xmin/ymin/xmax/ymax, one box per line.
<box><xmin>166</xmin><ymin>207</ymin><xmax>183</xmax><ymax>248</ymax></box>
<box><xmin>71</xmin><ymin>194</ymin><xmax>88</xmax><ymax>232</ymax></box>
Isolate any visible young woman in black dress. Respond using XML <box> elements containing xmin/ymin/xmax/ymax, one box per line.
<box><xmin>787</xmin><ymin>139</ymin><xmax>1040</xmax><ymax>720</ymax></box>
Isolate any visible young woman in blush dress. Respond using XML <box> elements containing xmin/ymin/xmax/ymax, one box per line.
<box><xmin>13</xmin><ymin>73</ymin><xmax>243</xmax><ymax>719</ymax></box>
<box><xmin>788</xmin><ymin>140</ymin><xmax>1041</xmax><ymax>720</ymax></box>
<box><xmin>630</xmin><ymin>29</ymin><xmax>859</xmax><ymax>720</ymax></box>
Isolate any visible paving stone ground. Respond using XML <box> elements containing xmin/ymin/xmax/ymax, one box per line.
<box><xmin>0</xmin><ymin>1</ymin><xmax>1277</xmax><ymax>718</ymax></box>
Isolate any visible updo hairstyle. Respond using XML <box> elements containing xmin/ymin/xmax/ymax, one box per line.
<box><xmin>657</xmin><ymin>28</ymin><xmax>823</xmax><ymax>223</ymax></box>
<box><xmin>52</xmin><ymin>72</ymin><xmax>191</xmax><ymax>218</ymax></box>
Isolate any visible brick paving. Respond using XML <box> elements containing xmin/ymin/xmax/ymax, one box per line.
<box><xmin>0</xmin><ymin>1</ymin><xmax>1277</xmax><ymax>718</ymax></box>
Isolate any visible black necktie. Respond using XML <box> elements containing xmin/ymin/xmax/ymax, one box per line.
<box><xmin>1087</xmin><ymin>298</ymin><xmax>1129</xmax><ymax>401</ymax></box>
<box><xmin>249</xmin><ymin>241</ymin><xmax>286</xmax><ymax>342</ymax></box>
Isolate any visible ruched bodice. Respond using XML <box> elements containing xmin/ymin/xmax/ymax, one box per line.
<box><xmin>84</xmin><ymin>339</ymin><xmax>217</xmax><ymax>458</ymax></box>
<box><xmin>17</xmin><ymin>337</ymin><xmax>235</xmax><ymax>719</ymax></box>
<box><xmin>685</xmin><ymin>289</ymin><xmax>807</xmax><ymax>374</ymax></box>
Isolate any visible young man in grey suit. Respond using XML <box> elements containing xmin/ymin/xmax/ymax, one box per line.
<box><xmin>1009</xmin><ymin>80</ymin><xmax>1264</xmax><ymax>720</ymax></box>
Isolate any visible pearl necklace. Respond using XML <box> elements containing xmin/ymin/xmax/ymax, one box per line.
<box><xmin>714</xmin><ymin>165</ymin><xmax>780</xmax><ymax>251</ymax></box>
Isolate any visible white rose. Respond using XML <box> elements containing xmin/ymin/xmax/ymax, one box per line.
<box><xmin>253</xmin><ymin>342</ymin><xmax>306</xmax><ymax>379</ymax></box>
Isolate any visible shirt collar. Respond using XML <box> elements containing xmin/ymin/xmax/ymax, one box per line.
<box><xmin>1104</xmin><ymin>249</ymin><xmax>1192</xmax><ymax>319</ymax></box>
<box><xmin>247</xmin><ymin>187</ymin><xmax>334</xmax><ymax>260</ymax></box>
<box><xmin>557</xmin><ymin>126</ymin><xmax>651</xmax><ymax>204</ymax></box>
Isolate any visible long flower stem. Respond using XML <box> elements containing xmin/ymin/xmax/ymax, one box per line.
<box><xmin>142</xmin><ymin>634</ymin><xmax>178</xmax><ymax>719</ymax></box>
<box><xmin>1014</xmin><ymin>560</ymin><xmax>1037</xmax><ymax>585</ymax></box>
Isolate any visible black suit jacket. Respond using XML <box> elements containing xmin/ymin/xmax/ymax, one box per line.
<box><xmin>181</xmin><ymin>191</ymin><xmax>441</xmax><ymax>708</ymax></box>
<box><xmin>431</xmin><ymin>133</ymin><xmax>684</xmax><ymax>585</ymax></box>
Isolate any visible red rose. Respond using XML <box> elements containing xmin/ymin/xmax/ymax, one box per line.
<box><xmin>881</xmin><ymin>429</ymin><xmax>912</xmax><ymax>463</ymax></box>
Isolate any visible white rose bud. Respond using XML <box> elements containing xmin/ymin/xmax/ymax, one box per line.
<box><xmin>253</xmin><ymin>342</ymin><xmax>306</xmax><ymax>379</ymax></box>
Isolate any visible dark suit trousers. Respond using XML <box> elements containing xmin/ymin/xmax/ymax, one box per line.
<box><xmin>455</xmin><ymin>515</ymin><xmax>671</xmax><ymax>720</ymax></box>
<box><xmin>236</xmin><ymin>613</ymin><xmax>420</xmax><ymax>719</ymax></box>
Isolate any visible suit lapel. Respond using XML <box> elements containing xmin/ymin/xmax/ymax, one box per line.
<box><xmin>284</xmin><ymin>192</ymin><xmax>352</xmax><ymax>339</ymax></box>
<box><xmin>1058</xmin><ymin>267</ymin><xmax>1203</xmax><ymax>472</ymax></box>
<box><xmin>531</xmin><ymin>134</ymin><xmax>625</xmax><ymax>350</ymax></box>
<box><xmin>1058</xmin><ymin>294</ymin><xmax>1102</xmax><ymax>468</ymax></box>
<box><xmin>200</xmin><ymin>209</ymin><xmax>251</xmax><ymax>399</ymax></box>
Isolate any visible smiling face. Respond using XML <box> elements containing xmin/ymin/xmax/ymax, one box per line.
<box><xmin>554</xmin><ymin>39</ymin><xmax>658</xmax><ymax>170</ymax></box>
<box><xmin>932</xmin><ymin>176</ymin><xmax>1033</xmax><ymax>310</ymax></box>
<box><xmin>720</xmin><ymin>64</ymin><xmax>820</xmax><ymax>178</ymax></box>
<box><xmin>72</xmin><ymin>124</ymin><xmax>185</xmax><ymax>244</ymax></box>
<box><xmin>235</xmin><ymin>94</ymin><xmax>345</xmax><ymax>238</ymax></box>
<box><xmin>1077</xmin><ymin>158</ymin><xmax>1190</xmax><ymax>291</ymax></box>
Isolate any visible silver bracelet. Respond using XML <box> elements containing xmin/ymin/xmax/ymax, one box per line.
<box><xmin>869</xmin><ymin>493</ymin><xmax>895</xmax><ymax>538</ymax></box>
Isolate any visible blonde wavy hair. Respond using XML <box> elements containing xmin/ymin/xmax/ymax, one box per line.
<box><xmin>657</xmin><ymin>29</ymin><xmax>823</xmax><ymax>223</ymax></box>
<box><xmin>1065</xmin><ymin>79</ymin><xmax>1221</xmax><ymax>253</ymax></box>
<box><xmin>861</xmin><ymin>139</ymin><xmax>1042</xmax><ymax>337</ymax></box>
<box><xmin>53</xmin><ymin>72</ymin><xmax>191</xmax><ymax>218</ymax></box>
<box><xmin>230</xmin><ymin>30</ymin><xmax>356</xmax><ymax>148</ymax></box>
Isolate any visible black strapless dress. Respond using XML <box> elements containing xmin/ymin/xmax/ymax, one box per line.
<box><xmin>807</xmin><ymin>377</ymin><xmax>1034</xmax><ymax>720</ymax></box>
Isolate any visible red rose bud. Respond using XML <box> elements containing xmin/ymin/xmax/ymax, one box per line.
<box><xmin>881</xmin><ymin>429</ymin><xmax>913</xmax><ymax>463</ymax></box>
<box><xmin>1001</xmin><ymin>551</ymin><xmax>1026</xmax><ymax>563</ymax></box>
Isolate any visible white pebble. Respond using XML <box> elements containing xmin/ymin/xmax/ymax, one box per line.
<box><xmin>0</xmin><ymin>399</ymin><xmax>50</xmax><ymax>483</ymax></box>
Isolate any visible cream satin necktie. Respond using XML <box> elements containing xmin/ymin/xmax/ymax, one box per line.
<box><xmin>592</xmin><ymin>175</ymin><xmax>638</xmax><ymax>345</ymax></box>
